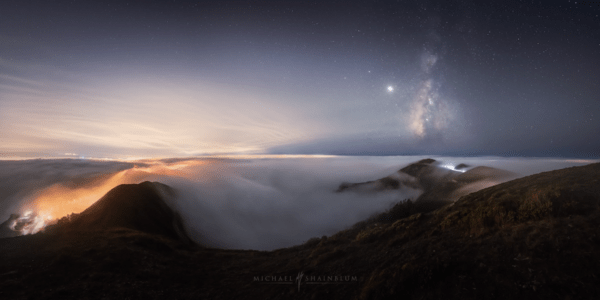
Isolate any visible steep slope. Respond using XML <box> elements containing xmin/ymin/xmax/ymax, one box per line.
<box><xmin>321</xmin><ymin>162</ymin><xmax>600</xmax><ymax>299</ymax></box>
<box><xmin>48</xmin><ymin>181</ymin><xmax>190</xmax><ymax>242</ymax></box>
<box><xmin>1</xmin><ymin>164</ymin><xmax>600</xmax><ymax>299</ymax></box>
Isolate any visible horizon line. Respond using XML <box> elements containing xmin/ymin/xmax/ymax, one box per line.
<box><xmin>1</xmin><ymin>154</ymin><xmax>599</xmax><ymax>163</ymax></box>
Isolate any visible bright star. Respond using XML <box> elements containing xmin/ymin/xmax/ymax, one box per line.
<box><xmin>387</xmin><ymin>86</ymin><xmax>394</xmax><ymax>92</ymax></box>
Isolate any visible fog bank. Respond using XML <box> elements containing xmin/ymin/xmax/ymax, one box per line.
<box><xmin>0</xmin><ymin>156</ymin><xmax>596</xmax><ymax>250</ymax></box>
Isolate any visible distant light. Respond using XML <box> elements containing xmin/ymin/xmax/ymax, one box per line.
<box><xmin>387</xmin><ymin>86</ymin><xmax>394</xmax><ymax>92</ymax></box>
<box><xmin>441</xmin><ymin>163</ymin><xmax>466</xmax><ymax>173</ymax></box>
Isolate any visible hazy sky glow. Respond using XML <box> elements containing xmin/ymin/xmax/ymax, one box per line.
<box><xmin>1</xmin><ymin>0</ymin><xmax>599</xmax><ymax>159</ymax></box>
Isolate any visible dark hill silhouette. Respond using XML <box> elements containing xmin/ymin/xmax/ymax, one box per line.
<box><xmin>337</xmin><ymin>159</ymin><xmax>517</xmax><ymax>212</ymax></box>
<box><xmin>48</xmin><ymin>181</ymin><xmax>191</xmax><ymax>243</ymax></box>
<box><xmin>399</xmin><ymin>158</ymin><xmax>438</xmax><ymax>177</ymax></box>
<box><xmin>1</xmin><ymin>163</ymin><xmax>600</xmax><ymax>299</ymax></box>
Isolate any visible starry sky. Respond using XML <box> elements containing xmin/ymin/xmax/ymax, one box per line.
<box><xmin>1</xmin><ymin>0</ymin><xmax>599</xmax><ymax>159</ymax></box>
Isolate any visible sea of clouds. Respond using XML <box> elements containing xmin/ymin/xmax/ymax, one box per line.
<box><xmin>0</xmin><ymin>156</ymin><xmax>597</xmax><ymax>250</ymax></box>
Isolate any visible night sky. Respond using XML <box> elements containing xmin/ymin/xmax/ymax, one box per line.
<box><xmin>1</xmin><ymin>0</ymin><xmax>599</xmax><ymax>159</ymax></box>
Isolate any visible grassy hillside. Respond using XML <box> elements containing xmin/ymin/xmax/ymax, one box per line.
<box><xmin>1</xmin><ymin>163</ymin><xmax>599</xmax><ymax>299</ymax></box>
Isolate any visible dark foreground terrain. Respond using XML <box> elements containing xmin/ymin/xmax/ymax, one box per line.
<box><xmin>1</xmin><ymin>161</ymin><xmax>600</xmax><ymax>299</ymax></box>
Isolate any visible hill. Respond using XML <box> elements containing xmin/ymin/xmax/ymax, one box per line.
<box><xmin>1</xmin><ymin>162</ymin><xmax>600</xmax><ymax>299</ymax></box>
<box><xmin>337</xmin><ymin>158</ymin><xmax>517</xmax><ymax>213</ymax></box>
<box><xmin>47</xmin><ymin>181</ymin><xmax>190</xmax><ymax>243</ymax></box>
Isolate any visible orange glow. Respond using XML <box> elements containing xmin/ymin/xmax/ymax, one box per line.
<box><xmin>131</xmin><ymin>159</ymin><xmax>209</xmax><ymax>177</ymax></box>
<box><xmin>22</xmin><ymin>155</ymin><xmax>332</xmax><ymax>232</ymax></box>
<box><xmin>31</xmin><ymin>170</ymin><xmax>131</xmax><ymax>220</ymax></box>
<box><xmin>27</xmin><ymin>159</ymin><xmax>213</xmax><ymax>222</ymax></box>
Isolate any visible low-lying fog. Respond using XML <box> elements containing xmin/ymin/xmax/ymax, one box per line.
<box><xmin>0</xmin><ymin>156</ymin><xmax>597</xmax><ymax>250</ymax></box>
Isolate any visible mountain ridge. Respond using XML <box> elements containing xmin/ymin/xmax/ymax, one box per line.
<box><xmin>1</xmin><ymin>161</ymin><xmax>600</xmax><ymax>299</ymax></box>
<box><xmin>47</xmin><ymin>181</ymin><xmax>192</xmax><ymax>243</ymax></box>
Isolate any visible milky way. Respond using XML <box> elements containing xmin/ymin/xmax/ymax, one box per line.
<box><xmin>408</xmin><ymin>51</ymin><xmax>454</xmax><ymax>139</ymax></box>
<box><xmin>0</xmin><ymin>1</ymin><xmax>598</xmax><ymax>158</ymax></box>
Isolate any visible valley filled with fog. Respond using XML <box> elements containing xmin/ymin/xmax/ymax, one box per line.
<box><xmin>0</xmin><ymin>156</ymin><xmax>596</xmax><ymax>250</ymax></box>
